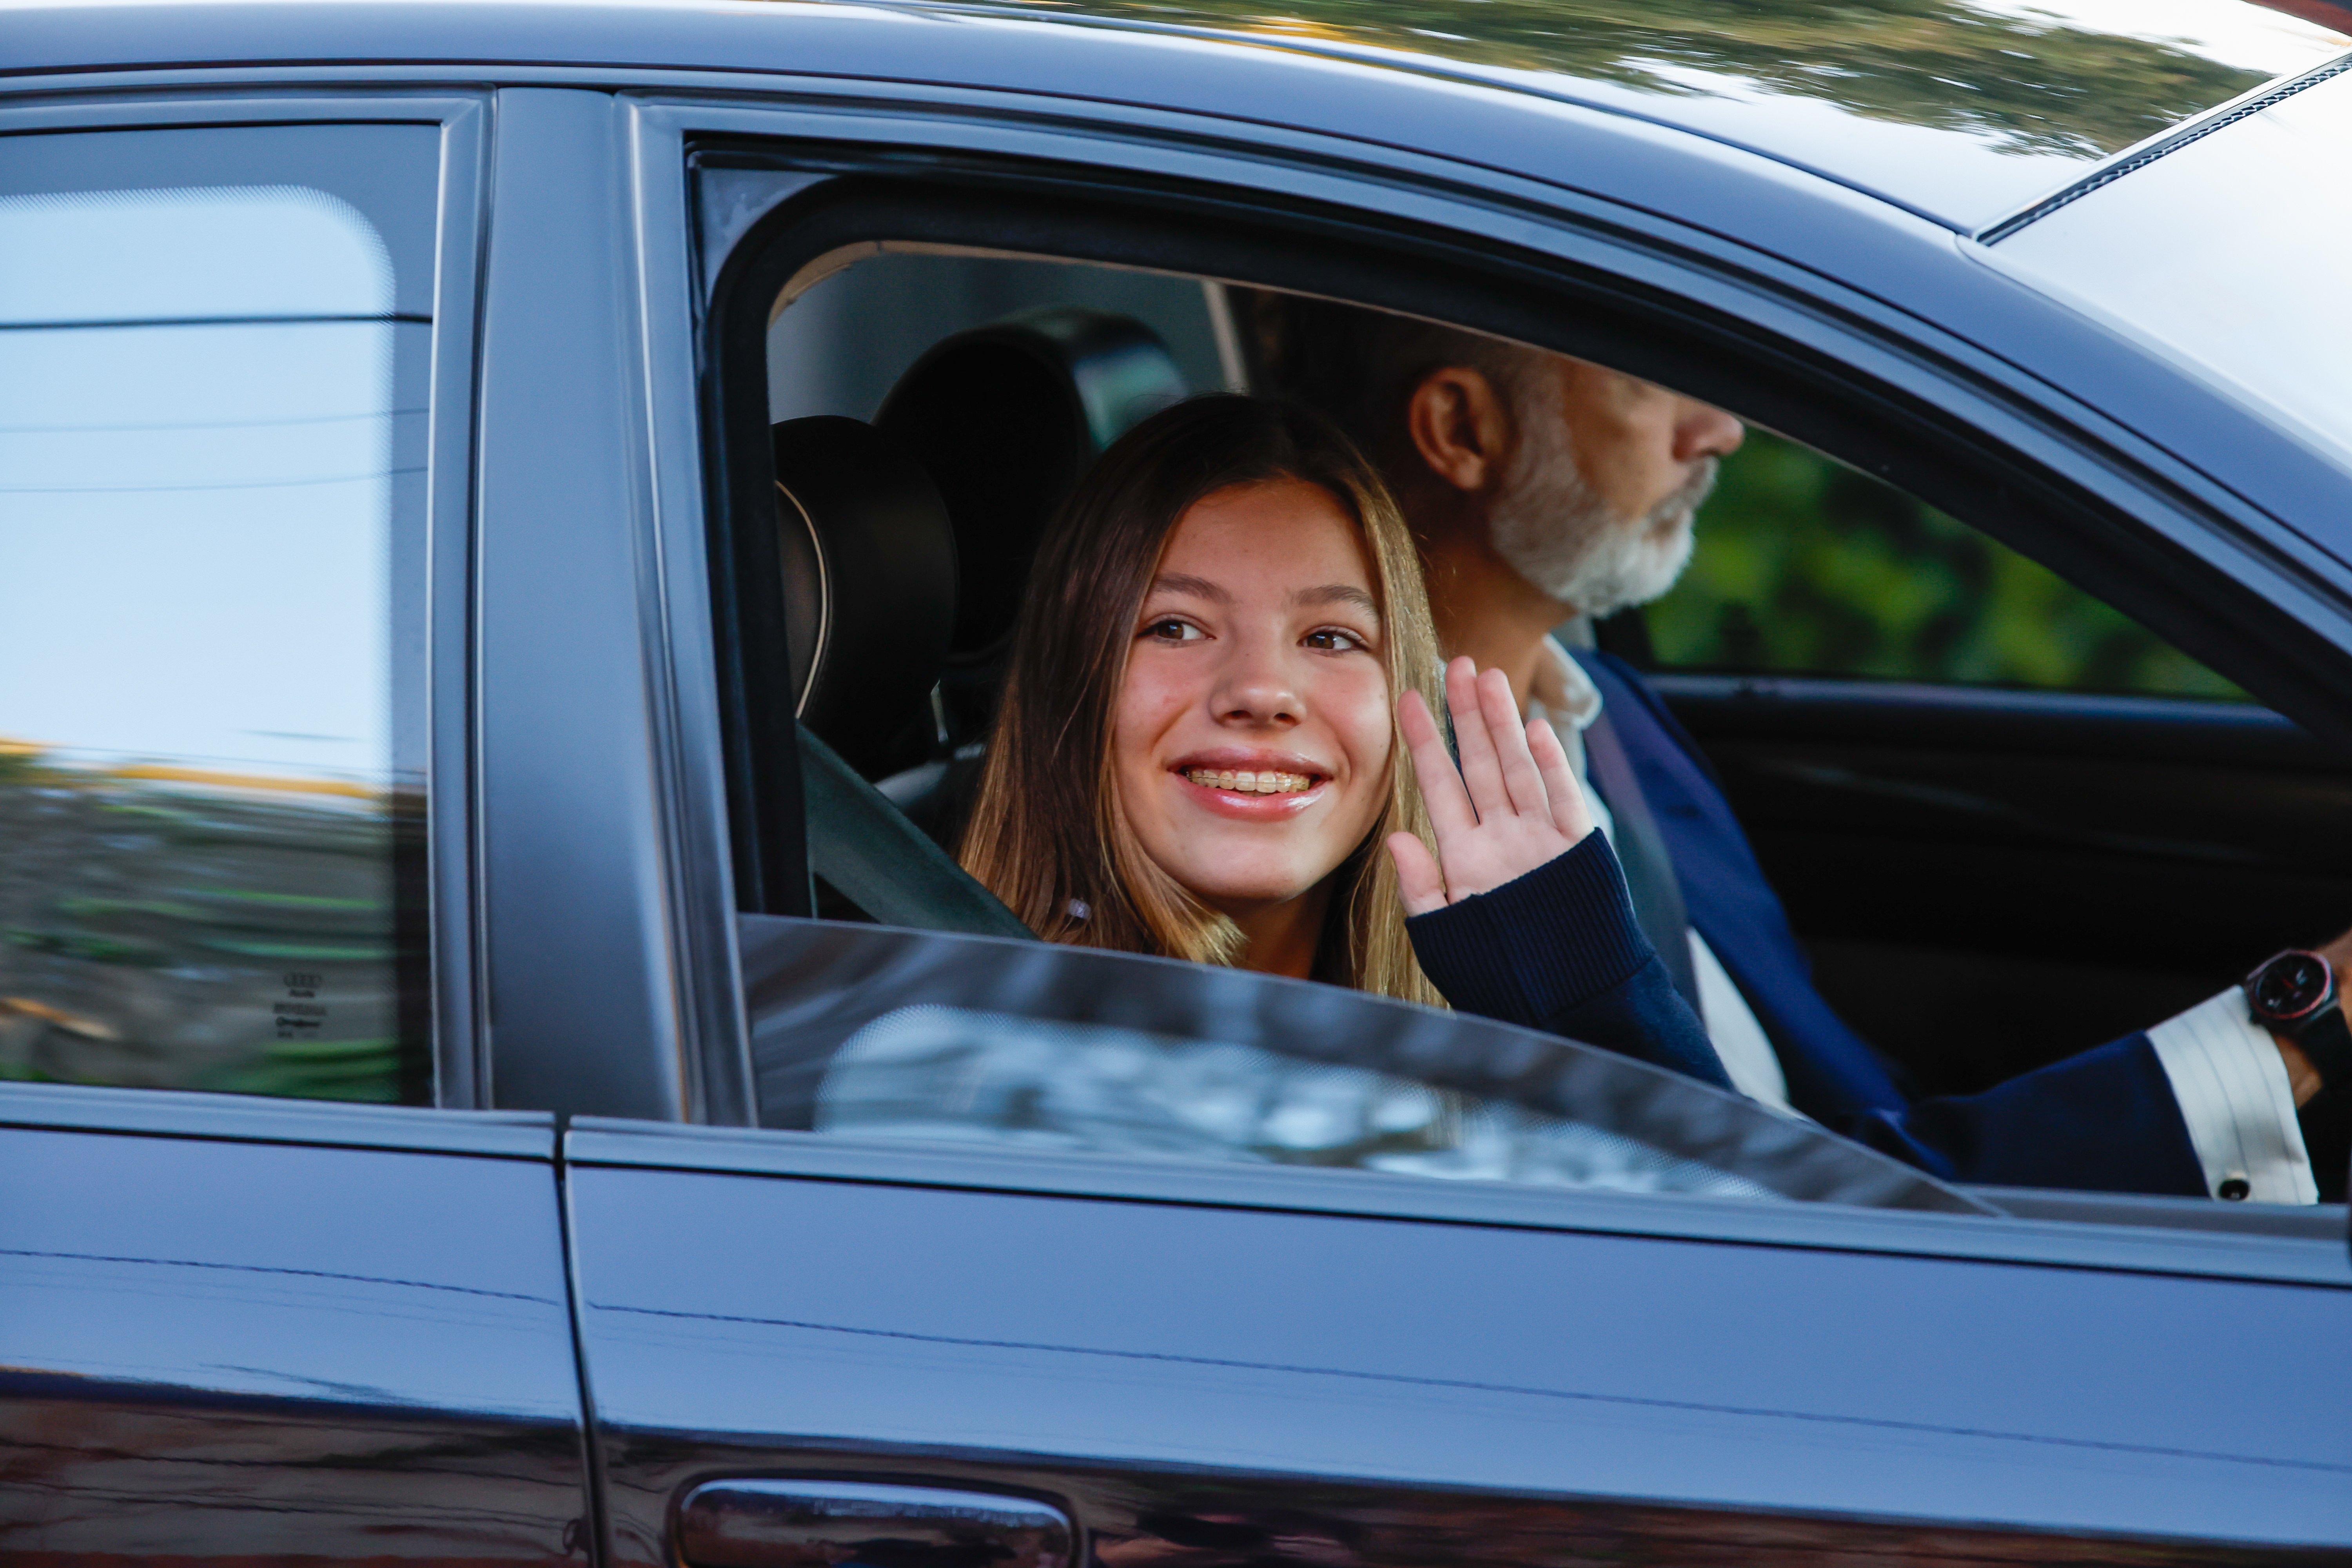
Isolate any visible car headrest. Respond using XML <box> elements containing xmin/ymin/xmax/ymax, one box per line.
<box><xmin>875</xmin><ymin>307</ymin><xmax>1188</xmax><ymax>737</ymax></box>
<box><xmin>772</xmin><ymin>415</ymin><xmax>958</xmax><ymax>779</ymax></box>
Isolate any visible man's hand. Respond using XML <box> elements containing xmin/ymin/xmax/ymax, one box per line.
<box><xmin>2274</xmin><ymin>926</ymin><xmax>2352</xmax><ymax>1107</ymax></box>
<box><xmin>1387</xmin><ymin>656</ymin><xmax>1596</xmax><ymax>916</ymax></box>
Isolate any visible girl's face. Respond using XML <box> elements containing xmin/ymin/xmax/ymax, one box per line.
<box><xmin>1114</xmin><ymin>477</ymin><xmax>1394</xmax><ymax>922</ymax></box>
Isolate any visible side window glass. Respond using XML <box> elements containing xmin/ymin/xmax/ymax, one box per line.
<box><xmin>1633</xmin><ymin>428</ymin><xmax>2246</xmax><ymax>700</ymax></box>
<box><xmin>711</xmin><ymin>233</ymin><xmax>1985</xmax><ymax>1213</ymax></box>
<box><xmin>742</xmin><ymin>915</ymin><xmax>1975</xmax><ymax>1211</ymax></box>
<box><xmin>0</xmin><ymin>127</ymin><xmax>439</xmax><ymax>1103</ymax></box>
<box><xmin>708</xmin><ymin>192</ymin><xmax>2314</xmax><ymax>1223</ymax></box>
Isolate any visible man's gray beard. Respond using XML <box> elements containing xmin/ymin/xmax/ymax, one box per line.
<box><xmin>1488</xmin><ymin>428</ymin><xmax>1716</xmax><ymax>618</ymax></box>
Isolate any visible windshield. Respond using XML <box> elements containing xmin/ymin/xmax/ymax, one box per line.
<box><xmin>742</xmin><ymin>916</ymin><xmax>1987</xmax><ymax>1212</ymax></box>
<box><xmin>1990</xmin><ymin>60</ymin><xmax>2352</xmax><ymax>472</ymax></box>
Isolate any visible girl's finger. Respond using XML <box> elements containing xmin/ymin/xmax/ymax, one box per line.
<box><xmin>1397</xmin><ymin>688</ymin><xmax>1476</xmax><ymax>842</ymax></box>
<box><xmin>1479</xmin><ymin>665</ymin><xmax>1550</xmax><ymax>820</ymax></box>
<box><xmin>1527</xmin><ymin>715</ymin><xmax>1595</xmax><ymax>842</ymax></box>
<box><xmin>1387</xmin><ymin>831</ymin><xmax>1448</xmax><ymax>917</ymax></box>
<box><xmin>1445</xmin><ymin>656</ymin><xmax>1508</xmax><ymax>822</ymax></box>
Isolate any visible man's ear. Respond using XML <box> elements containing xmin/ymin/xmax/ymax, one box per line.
<box><xmin>1405</xmin><ymin>367</ymin><xmax>1513</xmax><ymax>495</ymax></box>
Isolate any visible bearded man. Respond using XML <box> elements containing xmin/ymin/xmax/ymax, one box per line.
<box><xmin>1255</xmin><ymin>294</ymin><xmax>2348</xmax><ymax>1202</ymax></box>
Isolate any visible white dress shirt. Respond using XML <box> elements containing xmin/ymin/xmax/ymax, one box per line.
<box><xmin>1527</xmin><ymin>639</ymin><xmax>2314</xmax><ymax>1201</ymax></box>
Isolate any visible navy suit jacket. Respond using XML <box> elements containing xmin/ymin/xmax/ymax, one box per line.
<box><xmin>1574</xmin><ymin>648</ymin><xmax>2208</xmax><ymax>1195</ymax></box>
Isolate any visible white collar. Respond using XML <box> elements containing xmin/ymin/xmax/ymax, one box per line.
<box><xmin>1527</xmin><ymin>635</ymin><xmax>1603</xmax><ymax>734</ymax></box>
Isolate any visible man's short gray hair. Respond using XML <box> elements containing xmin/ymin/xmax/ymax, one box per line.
<box><xmin>1244</xmin><ymin>291</ymin><xmax>1543</xmax><ymax>464</ymax></box>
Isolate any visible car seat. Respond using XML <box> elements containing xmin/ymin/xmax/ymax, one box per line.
<box><xmin>770</xmin><ymin>414</ymin><xmax>1027</xmax><ymax>938</ymax></box>
<box><xmin>769</xmin><ymin>309</ymin><xmax>1187</xmax><ymax>932</ymax></box>
<box><xmin>874</xmin><ymin>307</ymin><xmax>1189</xmax><ymax>750</ymax></box>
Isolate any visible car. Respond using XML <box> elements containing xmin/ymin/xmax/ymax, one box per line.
<box><xmin>4</xmin><ymin>0</ymin><xmax>2351</xmax><ymax>1561</ymax></box>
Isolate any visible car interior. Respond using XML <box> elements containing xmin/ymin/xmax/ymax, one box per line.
<box><xmin>709</xmin><ymin>201</ymin><xmax>2352</xmax><ymax>1218</ymax></box>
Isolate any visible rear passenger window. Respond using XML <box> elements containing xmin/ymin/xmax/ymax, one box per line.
<box><xmin>0</xmin><ymin>127</ymin><xmax>439</xmax><ymax>1103</ymax></box>
<box><xmin>1626</xmin><ymin>428</ymin><xmax>2245</xmax><ymax>699</ymax></box>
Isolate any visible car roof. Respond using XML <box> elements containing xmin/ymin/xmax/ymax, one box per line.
<box><xmin>928</xmin><ymin>0</ymin><xmax>2352</xmax><ymax>229</ymax></box>
<box><xmin>4</xmin><ymin>0</ymin><xmax>2346</xmax><ymax>231</ymax></box>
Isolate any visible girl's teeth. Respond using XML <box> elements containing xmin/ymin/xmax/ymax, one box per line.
<box><xmin>1186</xmin><ymin>768</ymin><xmax>1312</xmax><ymax>794</ymax></box>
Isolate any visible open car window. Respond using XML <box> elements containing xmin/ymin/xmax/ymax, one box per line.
<box><xmin>709</xmin><ymin>190</ymin><xmax>2350</xmax><ymax>1226</ymax></box>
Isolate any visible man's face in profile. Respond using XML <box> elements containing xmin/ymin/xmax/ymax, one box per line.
<box><xmin>1485</xmin><ymin>355</ymin><xmax>1744</xmax><ymax>617</ymax></box>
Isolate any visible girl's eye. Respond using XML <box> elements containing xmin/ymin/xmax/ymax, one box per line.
<box><xmin>1142</xmin><ymin>617</ymin><xmax>1203</xmax><ymax>642</ymax></box>
<box><xmin>1304</xmin><ymin>627</ymin><xmax>1368</xmax><ymax>652</ymax></box>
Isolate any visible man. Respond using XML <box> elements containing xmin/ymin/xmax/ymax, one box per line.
<box><xmin>1257</xmin><ymin>294</ymin><xmax>2348</xmax><ymax>1201</ymax></box>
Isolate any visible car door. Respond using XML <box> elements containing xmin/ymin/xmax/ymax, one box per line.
<box><xmin>565</xmin><ymin>925</ymin><xmax>2352</xmax><ymax>1568</ymax></box>
<box><xmin>546</xmin><ymin>76</ymin><xmax>2352</xmax><ymax>1568</ymax></box>
<box><xmin>0</xmin><ymin>100</ymin><xmax>589</xmax><ymax>1561</ymax></box>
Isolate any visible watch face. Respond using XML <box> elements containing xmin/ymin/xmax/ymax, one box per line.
<box><xmin>2250</xmin><ymin>951</ymin><xmax>2332</xmax><ymax>1023</ymax></box>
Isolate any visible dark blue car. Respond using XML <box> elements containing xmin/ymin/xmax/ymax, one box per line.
<box><xmin>5</xmin><ymin>0</ymin><xmax>2351</xmax><ymax>1562</ymax></box>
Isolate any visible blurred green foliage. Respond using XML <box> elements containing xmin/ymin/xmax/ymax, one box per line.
<box><xmin>1641</xmin><ymin>428</ymin><xmax>2245</xmax><ymax>699</ymax></box>
<box><xmin>987</xmin><ymin>0</ymin><xmax>2267</xmax><ymax>157</ymax></box>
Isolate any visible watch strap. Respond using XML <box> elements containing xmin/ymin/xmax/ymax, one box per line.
<box><xmin>2291</xmin><ymin>997</ymin><xmax>2352</xmax><ymax>1093</ymax></box>
<box><xmin>2278</xmin><ymin>982</ymin><xmax>2352</xmax><ymax>1204</ymax></box>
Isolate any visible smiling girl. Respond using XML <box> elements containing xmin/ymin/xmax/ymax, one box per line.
<box><xmin>958</xmin><ymin>396</ymin><xmax>1726</xmax><ymax>1085</ymax></box>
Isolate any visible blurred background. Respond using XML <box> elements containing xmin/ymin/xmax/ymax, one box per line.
<box><xmin>1637</xmin><ymin>427</ymin><xmax>2245</xmax><ymax>700</ymax></box>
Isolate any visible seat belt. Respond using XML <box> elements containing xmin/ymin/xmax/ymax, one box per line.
<box><xmin>1581</xmin><ymin>709</ymin><xmax>1701</xmax><ymax>1007</ymax></box>
<box><xmin>797</xmin><ymin>723</ymin><xmax>1034</xmax><ymax>940</ymax></box>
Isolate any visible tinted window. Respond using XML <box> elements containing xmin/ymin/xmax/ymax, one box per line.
<box><xmin>743</xmin><ymin>916</ymin><xmax>1978</xmax><ymax>1210</ymax></box>
<box><xmin>1634</xmin><ymin>428</ymin><xmax>2245</xmax><ymax>699</ymax></box>
<box><xmin>0</xmin><ymin>127</ymin><xmax>438</xmax><ymax>1102</ymax></box>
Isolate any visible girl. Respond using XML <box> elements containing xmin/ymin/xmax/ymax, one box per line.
<box><xmin>957</xmin><ymin>396</ymin><xmax>1725</xmax><ymax>1087</ymax></box>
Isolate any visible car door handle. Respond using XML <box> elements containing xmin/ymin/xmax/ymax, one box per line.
<box><xmin>679</xmin><ymin>1480</ymin><xmax>1076</xmax><ymax>1568</ymax></box>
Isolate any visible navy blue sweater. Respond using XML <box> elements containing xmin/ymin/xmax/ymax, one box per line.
<box><xmin>1406</xmin><ymin>832</ymin><xmax>1735</xmax><ymax>1092</ymax></box>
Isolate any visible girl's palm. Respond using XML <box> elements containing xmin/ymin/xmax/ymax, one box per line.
<box><xmin>1387</xmin><ymin>657</ymin><xmax>1595</xmax><ymax>917</ymax></box>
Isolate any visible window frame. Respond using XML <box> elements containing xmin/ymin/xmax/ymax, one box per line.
<box><xmin>0</xmin><ymin>90</ymin><xmax>490</xmax><ymax>1109</ymax></box>
<box><xmin>630</xmin><ymin>91</ymin><xmax>2352</xmax><ymax>1264</ymax></box>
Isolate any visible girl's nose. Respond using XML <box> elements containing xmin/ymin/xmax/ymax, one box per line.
<box><xmin>1212</xmin><ymin>637</ymin><xmax>1302</xmax><ymax>726</ymax></box>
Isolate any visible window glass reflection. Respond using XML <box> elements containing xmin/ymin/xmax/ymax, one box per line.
<box><xmin>0</xmin><ymin>181</ymin><xmax>426</xmax><ymax>1102</ymax></box>
<box><xmin>747</xmin><ymin>917</ymin><xmax>1982</xmax><ymax>1212</ymax></box>
<box><xmin>820</xmin><ymin>1003</ymin><xmax>1779</xmax><ymax>1198</ymax></box>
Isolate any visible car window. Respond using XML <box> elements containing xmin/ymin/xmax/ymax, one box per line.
<box><xmin>0</xmin><ymin>126</ymin><xmax>439</xmax><ymax>1103</ymax></box>
<box><xmin>1626</xmin><ymin>427</ymin><xmax>2246</xmax><ymax>699</ymax></box>
<box><xmin>711</xmin><ymin>205</ymin><xmax>2346</xmax><ymax>1220</ymax></box>
<box><xmin>744</xmin><ymin>247</ymin><xmax>1943</xmax><ymax>1207</ymax></box>
<box><xmin>740</xmin><ymin>914</ymin><xmax>1976</xmax><ymax>1210</ymax></box>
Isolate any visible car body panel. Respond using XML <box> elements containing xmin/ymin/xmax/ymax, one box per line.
<box><xmin>0</xmin><ymin>1085</ymin><xmax>588</xmax><ymax>1561</ymax></box>
<box><xmin>1987</xmin><ymin>57</ymin><xmax>2352</xmax><ymax>471</ymax></box>
<box><xmin>929</xmin><ymin>0</ymin><xmax>2344</xmax><ymax>230</ymax></box>
<box><xmin>5</xmin><ymin>0</ymin><xmax>2345</xmax><ymax>231</ymax></box>
<box><xmin>566</xmin><ymin>1124</ymin><xmax>2352</xmax><ymax>1551</ymax></box>
<box><xmin>472</xmin><ymin>85</ymin><xmax>705</xmax><ymax>1123</ymax></box>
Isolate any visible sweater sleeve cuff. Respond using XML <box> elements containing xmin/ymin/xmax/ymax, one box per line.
<box><xmin>1405</xmin><ymin>831</ymin><xmax>1650</xmax><ymax>1027</ymax></box>
<box><xmin>2145</xmin><ymin>987</ymin><xmax>2316</xmax><ymax>1203</ymax></box>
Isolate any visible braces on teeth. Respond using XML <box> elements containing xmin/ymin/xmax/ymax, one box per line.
<box><xmin>1185</xmin><ymin>768</ymin><xmax>1314</xmax><ymax>794</ymax></box>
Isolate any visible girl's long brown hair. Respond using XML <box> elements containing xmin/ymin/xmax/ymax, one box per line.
<box><xmin>957</xmin><ymin>394</ymin><xmax>1445</xmax><ymax>1005</ymax></box>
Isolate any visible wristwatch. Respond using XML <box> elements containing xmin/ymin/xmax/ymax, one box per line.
<box><xmin>2242</xmin><ymin>949</ymin><xmax>2352</xmax><ymax>1091</ymax></box>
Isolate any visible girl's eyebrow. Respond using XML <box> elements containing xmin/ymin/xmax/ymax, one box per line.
<box><xmin>1149</xmin><ymin>572</ymin><xmax>1229</xmax><ymax>603</ymax></box>
<box><xmin>1290</xmin><ymin>583</ymin><xmax>1380</xmax><ymax>621</ymax></box>
<box><xmin>1147</xmin><ymin>575</ymin><xmax>1378</xmax><ymax>621</ymax></box>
